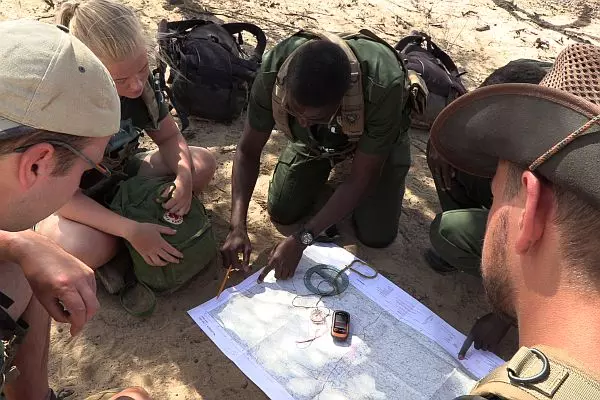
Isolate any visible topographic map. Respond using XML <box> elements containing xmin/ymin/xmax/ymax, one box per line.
<box><xmin>189</xmin><ymin>244</ymin><xmax>503</xmax><ymax>400</ymax></box>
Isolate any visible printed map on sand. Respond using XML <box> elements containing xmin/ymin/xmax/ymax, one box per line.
<box><xmin>189</xmin><ymin>244</ymin><xmax>503</xmax><ymax>400</ymax></box>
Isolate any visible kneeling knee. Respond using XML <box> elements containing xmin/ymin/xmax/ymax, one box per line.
<box><xmin>355</xmin><ymin>229</ymin><xmax>397</xmax><ymax>248</ymax></box>
<box><xmin>267</xmin><ymin>203</ymin><xmax>302</xmax><ymax>226</ymax></box>
<box><xmin>191</xmin><ymin>148</ymin><xmax>217</xmax><ymax>191</ymax></box>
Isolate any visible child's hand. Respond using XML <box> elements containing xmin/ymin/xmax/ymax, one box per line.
<box><xmin>124</xmin><ymin>222</ymin><xmax>183</xmax><ymax>266</ymax></box>
<box><xmin>163</xmin><ymin>173</ymin><xmax>193</xmax><ymax>216</ymax></box>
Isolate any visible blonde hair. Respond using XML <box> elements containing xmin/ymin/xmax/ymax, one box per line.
<box><xmin>56</xmin><ymin>0</ymin><xmax>146</xmax><ymax>62</ymax></box>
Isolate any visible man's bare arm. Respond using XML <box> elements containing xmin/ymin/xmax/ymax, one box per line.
<box><xmin>230</xmin><ymin>121</ymin><xmax>271</xmax><ymax>230</ymax></box>
<box><xmin>220</xmin><ymin>120</ymin><xmax>271</xmax><ymax>269</ymax></box>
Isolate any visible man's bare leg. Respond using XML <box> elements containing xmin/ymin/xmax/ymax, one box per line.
<box><xmin>2</xmin><ymin>262</ymin><xmax>51</xmax><ymax>400</ymax></box>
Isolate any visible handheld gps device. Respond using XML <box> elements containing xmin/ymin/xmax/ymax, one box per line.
<box><xmin>331</xmin><ymin>310</ymin><xmax>350</xmax><ymax>341</ymax></box>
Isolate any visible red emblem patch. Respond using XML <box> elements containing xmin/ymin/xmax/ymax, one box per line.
<box><xmin>163</xmin><ymin>212</ymin><xmax>183</xmax><ymax>225</ymax></box>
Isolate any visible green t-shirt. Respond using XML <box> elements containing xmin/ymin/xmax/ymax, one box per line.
<box><xmin>106</xmin><ymin>75</ymin><xmax>170</xmax><ymax>154</ymax></box>
<box><xmin>247</xmin><ymin>32</ymin><xmax>411</xmax><ymax>155</ymax></box>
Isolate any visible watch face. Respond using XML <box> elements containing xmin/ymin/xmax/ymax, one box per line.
<box><xmin>300</xmin><ymin>231</ymin><xmax>313</xmax><ymax>245</ymax></box>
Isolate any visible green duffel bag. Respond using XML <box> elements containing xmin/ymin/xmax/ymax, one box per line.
<box><xmin>110</xmin><ymin>175</ymin><xmax>217</xmax><ymax>295</ymax></box>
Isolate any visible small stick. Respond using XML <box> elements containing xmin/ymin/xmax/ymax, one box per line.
<box><xmin>216</xmin><ymin>266</ymin><xmax>233</xmax><ymax>299</ymax></box>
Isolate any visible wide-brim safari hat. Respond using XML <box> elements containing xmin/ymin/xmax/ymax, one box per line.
<box><xmin>429</xmin><ymin>44</ymin><xmax>600</xmax><ymax>208</ymax></box>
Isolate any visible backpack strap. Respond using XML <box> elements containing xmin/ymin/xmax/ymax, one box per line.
<box><xmin>221</xmin><ymin>22</ymin><xmax>267</xmax><ymax>63</ymax></box>
<box><xmin>156</xmin><ymin>19</ymin><xmax>190</xmax><ymax>130</ymax></box>
<box><xmin>272</xmin><ymin>46</ymin><xmax>302</xmax><ymax>143</ymax></box>
<box><xmin>396</xmin><ymin>31</ymin><xmax>461</xmax><ymax>76</ymax></box>
<box><xmin>272</xmin><ymin>30</ymin><xmax>364</xmax><ymax>143</ymax></box>
<box><xmin>140</xmin><ymin>78</ymin><xmax>162</xmax><ymax>131</ymax></box>
<box><xmin>355</xmin><ymin>29</ymin><xmax>405</xmax><ymax>66</ymax></box>
<box><xmin>164</xmin><ymin>18</ymin><xmax>214</xmax><ymax>34</ymax></box>
<box><xmin>309</xmin><ymin>30</ymin><xmax>364</xmax><ymax>141</ymax></box>
<box><xmin>471</xmin><ymin>346</ymin><xmax>600</xmax><ymax>400</ymax></box>
<box><xmin>351</xmin><ymin>29</ymin><xmax>427</xmax><ymax>115</ymax></box>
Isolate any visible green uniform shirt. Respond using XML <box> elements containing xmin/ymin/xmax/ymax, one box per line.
<box><xmin>121</xmin><ymin>75</ymin><xmax>170</xmax><ymax>131</ymax></box>
<box><xmin>248</xmin><ymin>32</ymin><xmax>411</xmax><ymax>155</ymax></box>
<box><xmin>107</xmin><ymin>74</ymin><xmax>170</xmax><ymax>154</ymax></box>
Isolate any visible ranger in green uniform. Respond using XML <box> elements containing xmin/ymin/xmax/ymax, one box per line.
<box><xmin>431</xmin><ymin>43</ymin><xmax>600</xmax><ymax>400</ymax></box>
<box><xmin>221</xmin><ymin>30</ymin><xmax>412</xmax><ymax>279</ymax></box>
<box><xmin>425</xmin><ymin>60</ymin><xmax>554</xmax><ymax>355</ymax></box>
<box><xmin>426</xmin><ymin>59</ymin><xmax>553</xmax><ymax>276</ymax></box>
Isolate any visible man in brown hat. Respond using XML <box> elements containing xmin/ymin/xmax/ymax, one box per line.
<box><xmin>426</xmin><ymin>59</ymin><xmax>553</xmax><ymax>356</ymax></box>
<box><xmin>0</xmin><ymin>20</ymin><xmax>150</xmax><ymax>400</ymax></box>
<box><xmin>430</xmin><ymin>43</ymin><xmax>600</xmax><ymax>399</ymax></box>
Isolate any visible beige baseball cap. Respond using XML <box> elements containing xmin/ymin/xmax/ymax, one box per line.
<box><xmin>0</xmin><ymin>20</ymin><xmax>120</xmax><ymax>137</ymax></box>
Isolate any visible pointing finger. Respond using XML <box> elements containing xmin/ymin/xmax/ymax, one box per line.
<box><xmin>458</xmin><ymin>332</ymin><xmax>474</xmax><ymax>360</ymax></box>
<box><xmin>257</xmin><ymin>264</ymin><xmax>275</xmax><ymax>283</ymax></box>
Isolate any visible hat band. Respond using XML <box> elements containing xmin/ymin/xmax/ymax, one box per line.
<box><xmin>529</xmin><ymin>114</ymin><xmax>600</xmax><ymax>171</ymax></box>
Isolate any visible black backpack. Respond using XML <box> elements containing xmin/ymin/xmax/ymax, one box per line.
<box><xmin>157</xmin><ymin>19</ymin><xmax>267</xmax><ymax>130</ymax></box>
<box><xmin>395</xmin><ymin>31</ymin><xmax>468</xmax><ymax>130</ymax></box>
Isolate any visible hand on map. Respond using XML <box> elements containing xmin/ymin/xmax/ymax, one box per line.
<box><xmin>13</xmin><ymin>231</ymin><xmax>99</xmax><ymax>336</ymax></box>
<box><xmin>124</xmin><ymin>222</ymin><xmax>183</xmax><ymax>266</ymax></box>
<box><xmin>258</xmin><ymin>235</ymin><xmax>304</xmax><ymax>282</ymax></box>
<box><xmin>162</xmin><ymin>173</ymin><xmax>193</xmax><ymax>216</ymax></box>
<box><xmin>427</xmin><ymin>140</ymin><xmax>455</xmax><ymax>191</ymax></box>
<box><xmin>460</xmin><ymin>312</ymin><xmax>512</xmax><ymax>356</ymax></box>
<box><xmin>221</xmin><ymin>227</ymin><xmax>252</xmax><ymax>272</ymax></box>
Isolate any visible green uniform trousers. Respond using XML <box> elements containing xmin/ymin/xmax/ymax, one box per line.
<box><xmin>429</xmin><ymin>168</ymin><xmax>492</xmax><ymax>275</ymax></box>
<box><xmin>267</xmin><ymin>135</ymin><xmax>411</xmax><ymax>248</ymax></box>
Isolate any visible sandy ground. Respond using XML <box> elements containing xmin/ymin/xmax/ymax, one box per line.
<box><xmin>2</xmin><ymin>0</ymin><xmax>600</xmax><ymax>398</ymax></box>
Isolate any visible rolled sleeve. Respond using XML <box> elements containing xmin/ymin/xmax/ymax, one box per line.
<box><xmin>247</xmin><ymin>71</ymin><xmax>277</xmax><ymax>133</ymax></box>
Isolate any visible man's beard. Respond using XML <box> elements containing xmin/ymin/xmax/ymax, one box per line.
<box><xmin>481</xmin><ymin>209</ymin><xmax>516</xmax><ymax>318</ymax></box>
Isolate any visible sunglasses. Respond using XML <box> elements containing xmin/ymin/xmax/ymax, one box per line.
<box><xmin>14</xmin><ymin>140</ymin><xmax>111</xmax><ymax>178</ymax></box>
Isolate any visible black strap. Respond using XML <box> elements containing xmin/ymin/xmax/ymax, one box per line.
<box><xmin>395</xmin><ymin>31</ymin><xmax>462</xmax><ymax>76</ymax></box>
<box><xmin>0</xmin><ymin>306</ymin><xmax>28</xmax><ymax>341</ymax></box>
<box><xmin>159</xmin><ymin>19</ymin><xmax>266</xmax><ymax>65</ymax></box>
<box><xmin>156</xmin><ymin>20</ymin><xmax>190</xmax><ymax>131</ymax></box>
<box><xmin>221</xmin><ymin>22</ymin><xmax>267</xmax><ymax>63</ymax></box>
<box><xmin>0</xmin><ymin>292</ymin><xmax>13</xmax><ymax>309</ymax></box>
<box><xmin>165</xmin><ymin>18</ymin><xmax>214</xmax><ymax>33</ymax></box>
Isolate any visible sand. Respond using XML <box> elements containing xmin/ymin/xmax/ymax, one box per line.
<box><xmin>1</xmin><ymin>0</ymin><xmax>599</xmax><ymax>398</ymax></box>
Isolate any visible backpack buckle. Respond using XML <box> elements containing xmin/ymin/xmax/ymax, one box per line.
<box><xmin>507</xmin><ymin>347</ymin><xmax>550</xmax><ymax>385</ymax></box>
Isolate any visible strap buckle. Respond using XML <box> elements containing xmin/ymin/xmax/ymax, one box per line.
<box><xmin>507</xmin><ymin>347</ymin><xmax>550</xmax><ymax>385</ymax></box>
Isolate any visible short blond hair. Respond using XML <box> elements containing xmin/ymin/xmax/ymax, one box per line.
<box><xmin>56</xmin><ymin>0</ymin><xmax>146</xmax><ymax>62</ymax></box>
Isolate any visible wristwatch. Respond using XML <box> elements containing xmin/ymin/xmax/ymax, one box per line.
<box><xmin>296</xmin><ymin>227</ymin><xmax>315</xmax><ymax>246</ymax></box>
